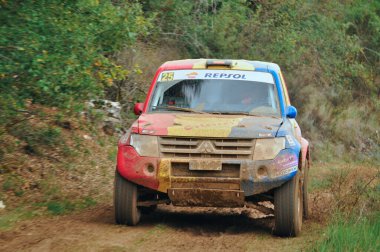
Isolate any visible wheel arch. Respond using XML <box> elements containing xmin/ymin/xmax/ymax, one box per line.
<box><xmin>299</xmin><ymin>137</ymin><xmax>310</xmax><ymax>170</ymax></box>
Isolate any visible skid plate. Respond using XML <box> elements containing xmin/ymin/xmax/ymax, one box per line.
<box><xmin>168</xmin><ymin>188</ymin><xmax>245</xmax><ymax>207</ymax></box>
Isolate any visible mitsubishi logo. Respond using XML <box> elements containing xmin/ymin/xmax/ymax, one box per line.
<box><xmin>198</xmin><ymin>141</ymin><xmax>214</xmax><ymax>153</ymax></box>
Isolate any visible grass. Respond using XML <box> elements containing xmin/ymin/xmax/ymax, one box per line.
<box><xmin>2</xmin><ymin>173</ymin><xmax>25</xmax><ymax>197</ymax></box>
<box><xmin>108</xmin><ymin>148</ymin><xmax>117</xmax><ymax>162</ymax></box>
<box><xmin>0</xmin><ymin>197</ymin><xmax>98</xmax><ymax>231</ymax></box>
<box><xmin>311</xmin><ymin>212</ymin><xmax>380</xmax><ymax>252</ymax></box>
<box><xmin>309</xmin><ymin>162</ymin><xmax>380</xmax><ymax>251</ymax></box>
<box><xmin>0</xmin><ymin>206</ymin><xmax>41</xmax><ymax>231</ymax></box>
<box><xmin>308</xmin><ymin>162</ymin><xmax>343</xmax><ymax>191</ymax></box>
<box><xmin>45</xmin><ymin>197</ymin><xmax>97</xmax><ymax>215</ymax></box>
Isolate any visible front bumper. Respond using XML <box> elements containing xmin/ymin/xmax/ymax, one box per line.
<box><xmin>117</xmin><ymin>145</ymin><xmax>298</xmax><ymax>201</ymax></box>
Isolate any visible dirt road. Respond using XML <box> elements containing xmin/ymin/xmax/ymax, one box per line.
<box><xmin>0</xmin><ymin>203</ymin><xmax>320</xmax><ymax>252</ymax></box>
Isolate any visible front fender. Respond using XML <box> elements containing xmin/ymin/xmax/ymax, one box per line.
<box><xmin>300</xmin><ymin>137</ymin><xmax>309</xmax><ymax>168</ymax></box>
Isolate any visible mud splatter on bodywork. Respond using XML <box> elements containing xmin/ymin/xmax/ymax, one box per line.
<box><xmin>137</xmin><ymin>113</ymin><xmax>283</xmax><ymax>139</ymax></box>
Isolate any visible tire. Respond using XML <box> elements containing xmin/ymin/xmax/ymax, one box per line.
<box><xmin>114</xmin><ymin>171</ymin><xmax>141</xmax><ymax>226</ymax></box>
<box><xmin>303</xmin><ymin>157</ymin><xmax>310</xmax><ymax>219</ymax></box>
<box><xmin>274</xmin><ymin>172</ymin><xmax>303</xmax><ymax>237</ymax></box>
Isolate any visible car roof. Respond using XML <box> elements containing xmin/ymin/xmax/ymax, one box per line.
<box><xmin>160</xmin><ymin>59</ymin><xmax>281</xmax><ymax>72</ymax></box>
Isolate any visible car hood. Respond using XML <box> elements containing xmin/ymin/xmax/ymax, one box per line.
<box><xmin>137</xmin><ymin>113</ymin><xmax>282</xmax><ymax>138</ymax></box>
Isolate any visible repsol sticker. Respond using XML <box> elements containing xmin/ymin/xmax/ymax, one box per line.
<box><xmin>204</xmin><ymin>73</ymin><xmax>247</xmax><ymax>80</ymax></box>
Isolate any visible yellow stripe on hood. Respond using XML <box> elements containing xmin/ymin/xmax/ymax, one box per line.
<box><xmin>167</xmin><ymin>115</ymin><xmax>243</xmax><ymax>137</ymax></box>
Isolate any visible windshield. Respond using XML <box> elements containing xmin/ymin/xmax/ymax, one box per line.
<box><xmin>148</xmin><ymin>70</ymin><xmax>280</xmax><ymax>117</ymax></box>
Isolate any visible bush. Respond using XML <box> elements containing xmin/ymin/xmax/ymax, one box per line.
<box><xmin>0</xmin><ymin>0</ymin><xmax>152</xmax><ymax>126</ymax></box>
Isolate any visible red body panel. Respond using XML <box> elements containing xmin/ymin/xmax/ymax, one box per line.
<box><xmin>137</xmin><ymin>114</ymin><xmax>176</xmax><ymax>135</ymax></box>
<box><xmin>117</xmin><ymin>145</ymin><xmax>159</xmax><ymax>190</ymax></box>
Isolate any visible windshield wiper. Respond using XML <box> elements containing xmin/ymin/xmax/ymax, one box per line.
<box><xmin>153</xmin><ymin>106</ymin><xmax>207</xmax><ymax>114</ymax></box>
<box><xmin>208</xmin><ymin>111</ymin><xmax>254</xmax><ymax>116</ymax></box>
<box><xmin>208</xmin><ymin>111</ymin><xmax>280</xmax><ymax>118</ymax></box>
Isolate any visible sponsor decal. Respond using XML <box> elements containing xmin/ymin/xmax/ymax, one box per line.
<box><xmin>275</xmin><ymin>155</ymin><xmax>298</xmax><ymax>168</ymax></box>
<box><xmin>182</xmin><ymin>121</ymin><xmax>235</xmax><ymax>131</ymax></box>
<box><xmin>160</xmin><ymin>72</ymin><xmax>174</xmax><ymax>81</ymax></box>
<box><xmin>286</xmin><ymin>134</ymin><xmax>296</xmax><ymax>146</ymax></box>
<box><xmin>204</xmin><ymin>72</ymin><xmax>247</xmax><ymax>80</ymax></box>
<box><xmin>275</xmin><ymin>165</ymin><xmax>297</xmax><ymax>177</ymax></box>
<box><xmin>186</xmin><ymin>72</ymin><xmax>198</xmax><ymax>79</ymax></box>
<box><xmin>274</xmin><ymin>153</ymin><xmax>298</xmax><ymax>177</ymax></box>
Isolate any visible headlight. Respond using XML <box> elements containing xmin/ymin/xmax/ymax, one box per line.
<box><xmin>253</xmin><ymin>137</ymin><xmax>285</xmax><ymax>160</ymax></box>
<box><xmin>130</xmin><ymin>134</ymin><xmax>159</xmax><ymax>157</ymax></box>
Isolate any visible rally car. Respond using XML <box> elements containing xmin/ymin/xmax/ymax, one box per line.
<box><xmin>115</xmin><ymin>59</ymin><xmax>311</xmax><ymax>237</ymax></box>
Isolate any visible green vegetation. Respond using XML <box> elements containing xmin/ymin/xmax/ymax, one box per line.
<box><xmin>46</xmin><ymin>197</ymin><xmax>97</xmax><ymax>215</ymax></box>
<box><xmin>312</xmin><ymin>213</ymin><xmax>380</xmax><ymax>252</ymax></box>
<box><xmin>0</xmin><ymin>0</ymin><xmax>151</xmax><ymax>126</ymax></box>
<box><xmin>2</xmin><ymin>173</ymin><xmax>25</xmax><ymax>196</ymax></box>
<box><xmin>308</xmin><ymin>162</ymin><xmax>379</xmax><ymax>251</ymax></box>
<box><xmin>0</xmin><ymin>206</ymin><xmax>40</xmax><ymax>230</ymax></box>
<box><xmin>0</xmin><ymin>197</ymin><xmax>97</xmax><ymax>230</ymax></box>
<box><xmin>0</xmin><ymin>0</ymin><xmax>150</xmax><ymax>158</ymax></box>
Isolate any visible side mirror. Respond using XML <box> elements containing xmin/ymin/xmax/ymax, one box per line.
<box><xmin>134</xmin><ymin>102</ymin><xmax>144</xmax><ymax>115</ymax></box>
<box><xmin>286</xmin><ymin>105</ymin><xmax>297</xmax><ymax>119</ymax></box>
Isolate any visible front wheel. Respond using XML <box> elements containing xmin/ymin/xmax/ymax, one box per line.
<box><xmin>114</xmin><ymin>171</ymin><xmax>141</xmax><ymax>226</ymax></box>
<box><xmin>274</xmin><ymin>172</ymin><xmax>303</xmax><ymax>237</ymax></box>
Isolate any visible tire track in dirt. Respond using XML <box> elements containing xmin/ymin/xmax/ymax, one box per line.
<box><xmin>0</xmin><ymin>204</ymin><xmax>320</xmax><ymax>252</ymax></box>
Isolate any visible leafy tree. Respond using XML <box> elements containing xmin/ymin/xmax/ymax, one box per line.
<box><xmin>0</xmin><ymin>0</ymin><xmax>152</xmax><ymax>126</ymax></box>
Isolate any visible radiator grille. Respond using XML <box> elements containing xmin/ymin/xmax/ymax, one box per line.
<box><xmin>159</xmin><ymin>137</ymin><xmax>254</xmax><ymax>159</ymax></box>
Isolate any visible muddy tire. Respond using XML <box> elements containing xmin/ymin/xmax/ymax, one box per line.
<box><xmin>274</xmin><ymin>172</ymin><xmax>303</xmax><ymax>237</ymax></box>
<box><xmin>303</xmin><ymin>158</ymin><xmax>310</xmax><ymax>219</ymax></box>
<box><xmin>114</xmin><ymin>171</ymin><xmax>141</xmax><ymax>226</ymax></box>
